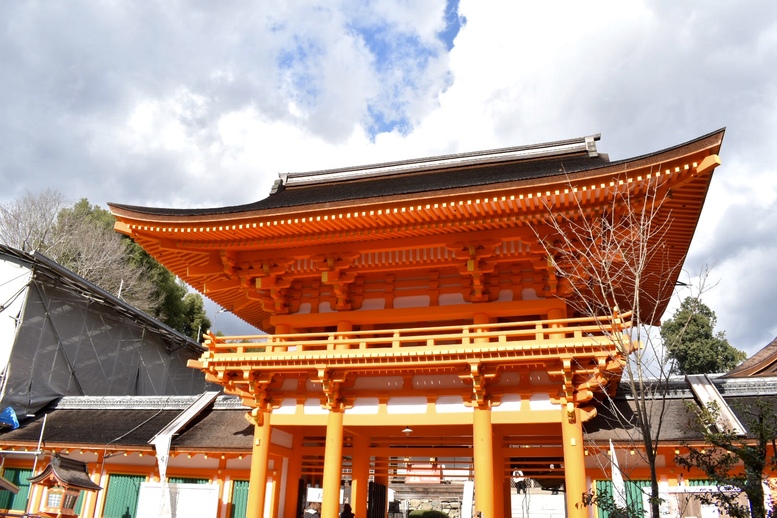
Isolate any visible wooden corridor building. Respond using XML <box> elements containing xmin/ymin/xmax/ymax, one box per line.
<box><xmin>106</xmin><ymin>129</ymin><xmax>724</xmax><ymax>518</ymax></box>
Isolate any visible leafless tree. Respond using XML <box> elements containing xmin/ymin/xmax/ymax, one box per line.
<box><xmin>533</xmin><ymin>171</ymin><xmax>709</xmax><ymax>518</ymax></box>
<box><xmin>0</xmin><ymin>189</ymin><xmax>68</xmax><ymax>253</ymax></box>
<box><xmin>51</xmin><ymin>214</ymin><xmax>159</xmax><ymax>313</ymax></box>
<box><xmin>0</xmin><ymin>190</ymin><xmax>158</xmax><ymax>313</ymax></box>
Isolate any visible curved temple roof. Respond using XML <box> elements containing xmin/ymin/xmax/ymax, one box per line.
<box><xmin>109</xmin><ymin>129</ymin><xmax>725</xmax><ymax>331</ymax></box>
<box><xmin>109</xmin><ymin>130</ymin><xmax>720</xmax><ymax>219</ymax></box>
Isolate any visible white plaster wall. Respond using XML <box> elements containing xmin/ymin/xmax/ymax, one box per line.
<box><xmin>304</xmin><ymin>399</ymin><xmax>328</xmax><ymax>415</ymax></box>
<box><xmin>346</xmin><ymin>397</ymin><xmax>380</xmax><ymax>414</ymax></box>
<box><xmin>275</xmin><ymin>398</ymin><xmax>297</xmax><ymax>414</ymax></box>
<box><xmin>529</xmin><ymin>393</ymin><xmax>560</xmax><ymax>410</ymax></box>
<box><xmin>435</xmin><ymin>395</ymin><xmax>471</xmax><ymax>413</ymax></box>
<box><xmin>387</xmin><ymin>396</ymin><xmax>427</xmax><ymax>414</ymax></box>
<box><xmin>494</xmin><ymin>394</ymin><xmax>522</xmax><ymax>412</ymax></box>
<box><xmin>0</xmin><ymin>257</ymin><xmax>31</xmax><ymax>373</ymax></box>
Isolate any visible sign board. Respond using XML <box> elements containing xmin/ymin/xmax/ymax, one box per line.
<box><xmin>405</xmin><ymin>463</ymin><xmax>442</xmax><ymax>484</ymax></box>
<box><xmin>137</xmin><ymin>482</ymin><xmax>220</xmax><ymax>518</ymax></box>
<box><xmin>305</xmin><ymin>487</ymin><xmax>344</xmax><ymax>504</ymax></box>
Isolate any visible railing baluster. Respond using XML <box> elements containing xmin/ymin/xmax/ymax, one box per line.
<box><xmin>203</xmin><ymin>311</ymin><xmax>633</xmax><ymax>357</ymax></box>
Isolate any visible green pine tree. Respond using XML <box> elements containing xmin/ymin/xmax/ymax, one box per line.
<box><xmin>660</xmin><ymin>297</ymin><xmax>746</xmax><ymax>375</ymax></box>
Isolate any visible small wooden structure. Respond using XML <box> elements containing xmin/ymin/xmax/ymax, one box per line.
<box><xmin>28</xmin><ymin>454</ymin><xmax>101</xmax><ymax>517</ymax></box>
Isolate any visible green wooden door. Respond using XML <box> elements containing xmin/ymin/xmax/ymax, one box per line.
<box><xmin>595</xmin><ymin>479</ymin><xmax>651</xmax><ymax>518</ymax></box>
<box><xmin>230</xmin><ymin>480</ymin><xmax>249</xmax><ymax>518</ymax></box>
<box><xmin>102</xmin><ymin>473</ymin><xmax>145</xmax><ymax>518</ymax></box>
<box><xmin>0</xmin><ymin>467</ymin><xmax>32</xmax><ymax>512</ymax></box>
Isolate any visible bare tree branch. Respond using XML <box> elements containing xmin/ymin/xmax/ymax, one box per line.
<box><xmin>532</xmin><ymin>170</ymin><xmax>712</xmax><ymax>518</ymax></box>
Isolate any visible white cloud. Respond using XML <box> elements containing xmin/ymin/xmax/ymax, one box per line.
<box><xmin>1</xmin><ymin>0</ymin><xmax>776</xmax><ymax>352</ymax></box>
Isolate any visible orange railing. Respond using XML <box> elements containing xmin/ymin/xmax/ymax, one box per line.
<box><xmin>203</xmin><ymin>311</ymin><xmax>632</xmax><ymax>356</ymax></box>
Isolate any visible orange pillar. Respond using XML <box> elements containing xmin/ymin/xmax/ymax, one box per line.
<box><xmin>473</xmin><ymin>406</ymin><xmax>495</xmax><ymax>518</ymax></box>
<box><xmin>336</xmin><ymin>321</ymin><xmax>352</xmax><ymax>351</ymax></box>
<box><xmin>548</xmin><ymin>307</ymin><xmax>566</xmax><ymax>340</ymax></box>
<box><xmin>351</xmin><ymin>434</ymin><xmax>370</xmax><ymax>518</ymax></box>
<box><xmin>247</xmin><ymin>410</ymin><xmax>272</xmax><ymax>518</ymax></box>
<box><xmin>283</xmin><ymin>432</ymin><xmax>304</xmax><ymax>518</ymax></box>
<box><xmin>561</xmin><ymin>406</ymin><xmax>586</xmax><ymax>518</ymax></box>
<box><xmin>84</xmin><ymin>452</ymin><xmax>104</xmax><ymax>518</ymax></box>
<box><xmin>322</xmin><ymin>409</ymin><xmax>345</xmax><ymax>518</ymax></box>
<box><xmin>474</xmin><ymin>313</ymin><xmax>490</xmax><ymax>342</ymax></box>
<box><xmin>274</xmin><ymin>323</ymin><xmax>290</xmax><ymax>352</ymax></box>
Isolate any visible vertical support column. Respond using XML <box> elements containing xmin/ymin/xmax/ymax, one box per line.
<box><xmin>322</xmin><ymin>409</ymin><xmax>345</xmax><ymax>518</ymax></box>
<box><xmin>547</xmin><ymin>307</ymin><xmax>565</xmax><ymax>320</ymax></box>
<box><xmin>273</xmin><ymin>323</ymin><xmax>290</xmax><ymax>352</ymax></box>
<box><xmin>270</xmin><ymin>455</ymin><xmax>284</xmax><ymax>518</ymax></box>
<box><xmin>28</xmin><ymin>459</ymin><xmax>44</xmax><ymax>515</ymax></box>
<box><xmin>84</xmin><ymin>451</ymin><xmax>104</xmax><ymax>518</ymax></box>
<box><xmin>351</xmin><ymin>434</ymin><xmax>370</xmax><ymax>518</ymax></box>
<box><xmin>473</xmin><ymin>406</ymin><xmax>495</xmax><ymax>518</ymax></box>
<box><xmin>336</xmin><ymin>321</ymin><xmax>353</xmax><ymax>351</ymax></box>
<box><xmin>474</xmin><ymin>313</ymin><xmax>490</xmax><ymax>343</ymax></box>
<box><xmin>283</xmin><ymin>432</ymin><xmax>304</xmax><ymax>518</ymax></box>
<box><xmin>548</xmin><ymin>306</ymin><xmax>566</xmax><ymax>340</ymax></box>
<box><xmin>561</xmin><ymin>406</ymin><xmax>586</xmax><ymax>518</ymax></box>
<box><xmin>267</xmin><ymin>474</ymin><xmax>278</xmax><ymax>518</ymax></box>
<box><xmin>247</xmin><ymin>409</ymin><xmax>272</xmax><ymax>518</ymax></box>
<box><xmin>92</xmin><ymin>451</ymin><xmax>110</xmax><ymax>518</ymax></box>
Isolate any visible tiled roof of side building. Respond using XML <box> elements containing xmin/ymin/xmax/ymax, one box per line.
<box><xmin>107</xmin><ymin>129</ymin><xmax>725</xmax><ymax>218</ymax></box>
<box><xmin>724</xmin><ymin>336</ymin><xmax>777</xmax><ymax>378</ymax></box>
<box><xmin>0</xmin><ymin>395</ymin><xmax>249</xmax><ymax>450</ymax></box>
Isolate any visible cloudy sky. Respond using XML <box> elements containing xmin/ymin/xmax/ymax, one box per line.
<box><xmin>2</xmin><ymin>1</ymin><xmax>775</xmax><ymax>355</ymax></box>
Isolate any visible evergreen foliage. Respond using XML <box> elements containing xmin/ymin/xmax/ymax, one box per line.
<box><xmin>0</xmin><ymin>191</ymin><xmax>211</xmax><ymax>341</ymax></box>
<box><xmin>660</xmin><ymin>297</ymin><xmax>746</xmax><ymax>374</ymax></box>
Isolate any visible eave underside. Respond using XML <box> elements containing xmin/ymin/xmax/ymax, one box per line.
<box><xmin>110</xmin><ymin>131</ymin><xmax>723</xmax><ymax>332</ymax></box>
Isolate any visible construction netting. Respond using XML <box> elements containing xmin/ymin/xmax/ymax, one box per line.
<box><xmin>0</xmin><ymin>247</ymin><xmax>214</xmax><ymax>418</ymax></box>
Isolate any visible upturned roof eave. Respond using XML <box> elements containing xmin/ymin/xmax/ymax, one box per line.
<box><xmin>108</xmin><ymin>128</ymin><xmax>725</xmax><ymax>225</ymax></box>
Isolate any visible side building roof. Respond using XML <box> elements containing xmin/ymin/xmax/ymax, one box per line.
<box><xmin>724</xmin><ymin>336</ymin><xmax>777</xmax><ymax>378</ymax></box>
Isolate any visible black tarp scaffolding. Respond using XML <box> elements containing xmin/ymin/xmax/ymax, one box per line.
<box><xmin>0</xmin><ymin>245</ymin><xmax>213</xmax><ymax>418</ymax></box>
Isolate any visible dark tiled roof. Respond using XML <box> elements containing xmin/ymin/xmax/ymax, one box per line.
<box><xmin>724</xmin><ymin>336</ymin><xmax>777</xmax><ymax>378</ymax></box>
<box><xmin>584</xmin><ymin>376</ymin><xmax>777</xmax><ymax>444</ymax></box>
<box><xmin>170</xmin><ymin>407</ymin><xmax>253</xmax><ymax>449</ymax></box>
<box><xmin>583</xmin><ymin>397</ymin><xmax>702</xmax><ymax>443</ymax></box>
<box><xmin>109</xmin><ymin>155</ymin><xmax>607</xmax><ymax>217</ymax></box>
<box><xmin>0</xmin><ymin>409</ymin><xmax>182</xmax><ymax>448</ymax></box>
<box><xmin>0</xmin><ymin>396</ymin><xmax>251</xmax><ymax>451</ymax></box>
<box><xmin>108</xmin><ymin>129</ymin><xmax>725</xmax><ymax>217</ymax></box>
<box><xmin>0</xmin><ymin>407</ymin><xmax>254</xmax><ymax>451</ymax></box>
